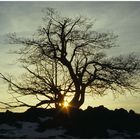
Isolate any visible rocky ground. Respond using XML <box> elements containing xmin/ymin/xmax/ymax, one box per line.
<box><xmin>0</xmin><ymin>105</ymin><xmax>140</xmax><ymax>138</ymax></box>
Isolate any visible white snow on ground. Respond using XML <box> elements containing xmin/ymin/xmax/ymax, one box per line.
<box><xmin>107</xmin><ymin>129</ymin><xmax>118</xmax><ymax>136</ymax></box>
<box><xmin>107</xmin><ymin>129</ymin><xmax>131</xmax><ymax>138</ymax></box>
<box><xmin>0</xmin><ymin>121</ymin><xmax>67</xmax><ymax>138</ymax></box>
<box><xmin>1</xmin><ymin>122</ymin><xmax>138</xmax><ymax>138</ymax></box>
<box><xmin>136</xmin><ymin>133</ymin><xmax>140</xmax><ymax>137</ymax></box>
<box><xmin>39</xmin><ymin>116</ymin><xmax>53</xmax><ymax>122</ymax></box>
<box><xmin>0</xmin><ymin>124</ymin><xmax>16</xmax><ymax>130</ymax></box>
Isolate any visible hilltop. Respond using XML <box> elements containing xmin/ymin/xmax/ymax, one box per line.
<box><xmin>0</xmin><ymin>105</ymin><xmax>140</xmax><ymax>138</ymax></box>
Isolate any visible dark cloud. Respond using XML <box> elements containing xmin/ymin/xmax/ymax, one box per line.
<box><xmin>0</xmin><ymin>1</ymin><xmax>140</xmax><ymax>70</ymax></box>
<box><xmin>0</xmin><ymin>1</ymin><xmax>140</xmax><ymax>53</ymax></box>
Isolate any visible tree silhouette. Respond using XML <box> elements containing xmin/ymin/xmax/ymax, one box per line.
<box><xmin>0</xmin><ymin>8</ymin><xmax>140</xmax><ymax>109</ymax></box>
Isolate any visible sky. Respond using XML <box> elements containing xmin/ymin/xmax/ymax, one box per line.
<box><xmin>0</xmin><ymin>1</ymin><xmax>140</xmax><ymax>113</ymax></box>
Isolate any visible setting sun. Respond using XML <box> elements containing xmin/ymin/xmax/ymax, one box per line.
<box><xmin>63</xmin><ymin>101</ymin><xmax>69</xmax><ymax>108</ymax></box>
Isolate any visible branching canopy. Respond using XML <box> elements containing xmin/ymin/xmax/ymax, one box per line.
<box><xmin>0</xmin><ymin>8</ymin><xmax>140</xmax><ymax>109</ymax></box>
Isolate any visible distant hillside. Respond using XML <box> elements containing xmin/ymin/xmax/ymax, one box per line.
<box><xmin>0</xmin><ymin>105</ymin><xmax>140</xmax><ymax>138</ymax></box>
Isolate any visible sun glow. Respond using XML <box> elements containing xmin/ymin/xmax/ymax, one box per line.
<box><xmin>63</xmin><ymin>101</ymin><xmax>69</xmax><ymax>108</ymax></box>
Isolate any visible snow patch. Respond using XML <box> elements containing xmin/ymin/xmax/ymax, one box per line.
<box><xmin>0</xmin><ymin>124</ymin><xmax>16</xmax><ymax>130</ymax></box>
<box><xmin>107</xmin><ymin>129</ymin><xmax>117</xmax><ymax>136</ymax></box>
<box><xmin>136</xmin><ymin>133</ymin><xmax>140</xmax><ymax>137</ymax></box>
<box><xmin>107</xmin><ymin>129</ymin><xmax>131</xmax><ymax>138</ymax></box>
<box><xmin>39</xmin><ymin>116</ymin><xmax>53</xmax><ymax>122</ymax></box>
<box><xmin>0</xmin><ymin>121</ymin><xmax>67</xmax><ymax>138</ymax></box>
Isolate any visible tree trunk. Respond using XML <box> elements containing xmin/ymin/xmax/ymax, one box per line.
<box><xmin>69</xmin><ymin>89</ymin><xmax>85</xmax><ymax>109</ymax></box>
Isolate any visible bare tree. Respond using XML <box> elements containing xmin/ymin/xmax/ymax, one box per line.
<box><xmin>0</xmin><ymin>8</ymin><xmax>140</xmax><ymax>109</ymax></box>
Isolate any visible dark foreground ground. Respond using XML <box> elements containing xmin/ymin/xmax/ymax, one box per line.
<box><xmin>0</xmin><ymin>105</ymin><xmax>140</xmax><ymax>138</ymax></box>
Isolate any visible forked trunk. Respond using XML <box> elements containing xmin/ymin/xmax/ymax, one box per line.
<box><xmin>69</xmin><ymin>90</ymin><xmax>85</xmax><ymax>109</ymax></box>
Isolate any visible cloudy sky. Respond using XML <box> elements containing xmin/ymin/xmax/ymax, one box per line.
<box><xmin>0</xmin><ymin>1</ymin><xmax>140</xmax><ymax>113</ymax></box>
